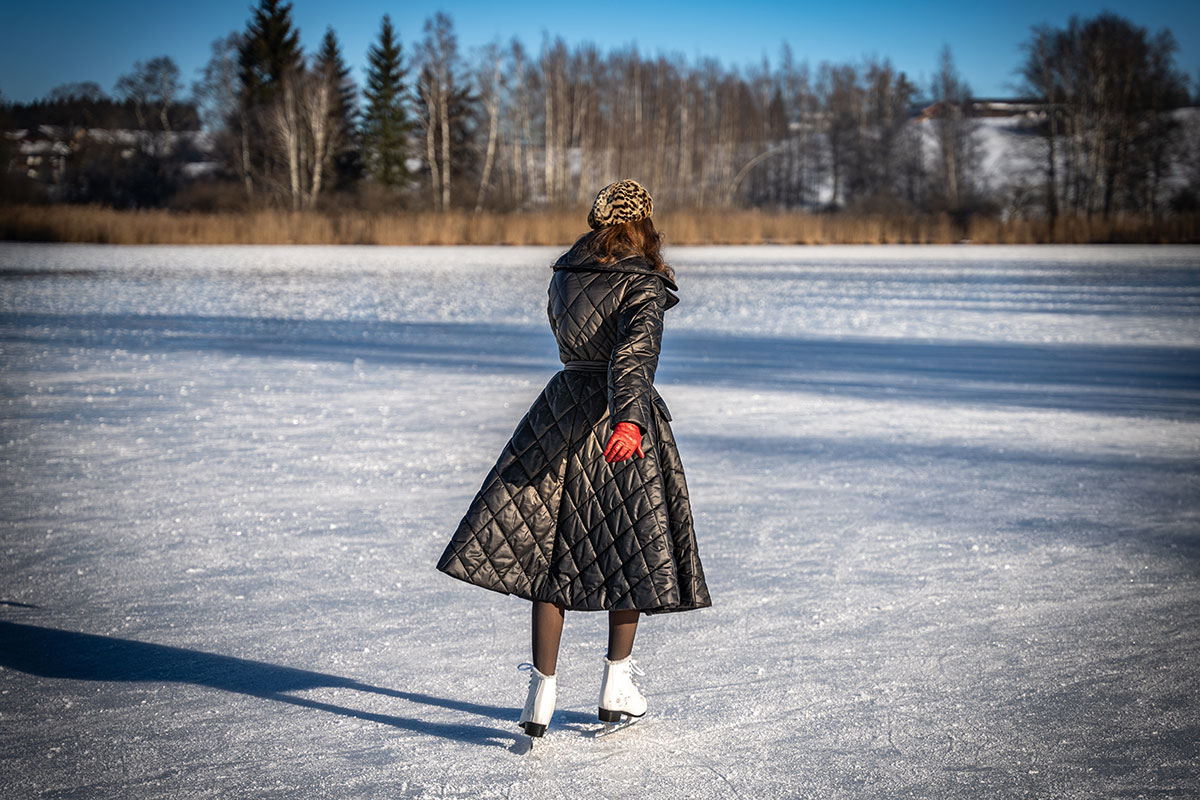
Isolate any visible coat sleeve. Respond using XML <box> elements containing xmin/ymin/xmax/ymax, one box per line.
<box><xmin>608</xmin><ymin>274</ymin><xmax>665</xmax><ymax>432</ymax></box>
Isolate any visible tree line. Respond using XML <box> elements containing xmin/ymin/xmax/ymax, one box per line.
<box><xmin>3</xmin><ymin>1</ymin><xmax>1196</xmax><ymax>221</ymax></box>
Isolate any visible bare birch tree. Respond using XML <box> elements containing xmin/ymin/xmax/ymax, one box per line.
<box><xmin>416</xmin><ymin>13</ymin><xmax>468</xmax><ymax>210</ymax></box>
<box><xmin>930</xmin><ymin>45</ymin><xmax>978</xmax><ymax>213</ymax></box>
<box><xmin>473</xmin><ymin>43</ymin><xmax>503</xmax><ymax>212</ymax></box>
<box><xmin>265</xmin><ymin>65</ymin><xmax>341</xmax><ymax>210</ymax></box>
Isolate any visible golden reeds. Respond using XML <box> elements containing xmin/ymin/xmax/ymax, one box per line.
<box><xmin>1</xmin><ymin>204</ymin><xmax>1195</xmax><ymax>246</ymax></box>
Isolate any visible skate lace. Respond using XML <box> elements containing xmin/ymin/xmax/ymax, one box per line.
<box><xmin>625</xmin><ymin>658</ymin><xmax>647</xmax><ymax>677</ymax></box>
<box><xmin>517</xmin><ymin>662</ymin><xmax>534</xmax><ymax>672</ymax></box>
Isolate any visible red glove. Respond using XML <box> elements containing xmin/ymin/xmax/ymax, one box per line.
<box><xmin>604</xmin><ymin>422</ymin><xmax>645</xmax><ymax>463</ymax></box>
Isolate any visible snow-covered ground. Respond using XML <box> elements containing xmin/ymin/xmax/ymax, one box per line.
<box><xmin>1</xmin><ymin>243</ymin><xmax>1198</xmax><ymax>799</ymax></box>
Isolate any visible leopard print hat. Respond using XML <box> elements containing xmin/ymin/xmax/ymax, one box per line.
<box><xmin>587</xmin><ymin>179</ymin><xmax>654</xmax><ymax>230</ymax></box>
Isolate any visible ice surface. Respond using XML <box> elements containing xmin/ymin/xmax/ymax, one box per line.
<box><xmin>1</xmin><ymin>243</ymin><xmax>1198</xmax><ymax>798</ymax></box>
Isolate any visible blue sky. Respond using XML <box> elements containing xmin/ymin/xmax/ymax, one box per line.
<box><xmin>1</xmin><ymin>0</ymin><xmax>1196</xmax><ymax>104</ymax></box>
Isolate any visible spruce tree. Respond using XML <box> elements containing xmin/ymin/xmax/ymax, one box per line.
<box><xmin>238</xmin><ymin>0</ymin><xmax>302</xmax><ymax>105</ymax></box>
<box><xmin>362</xmin><ymin>14</ymin><xmax>410</xmax><ymax>187</ymax></box>
<box><xmin>233</xmin><ymin>0</ymin><xmax>303</xmax><ymax>201</ymax></box>
<box><xmin>315</xmin><ymin>27</ymin><xmax>362</xmax><ymax>189</ymax></box>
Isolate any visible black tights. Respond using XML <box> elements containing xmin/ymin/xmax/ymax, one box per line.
<box><xmin>531</xmin><ymin>601</ymin><xmax>639</xmax><ymax>675</ymax></box>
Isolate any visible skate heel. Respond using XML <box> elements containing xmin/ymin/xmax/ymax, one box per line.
<box><xmin>521</xmin><ymin>721</ymin><xmax>548</xmax><ymax>737</ymax></box>
<box><xmin>598</xmin><ymin>707</ymin><xmax>623</xmax><ymax>723</ymax></box>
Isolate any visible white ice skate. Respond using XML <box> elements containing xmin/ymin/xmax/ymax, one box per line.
<box><xmin>598</xmin><ymin>653</ymin><xmax>647</xmax><ymax>730</ymax></box>
<box><xmin>517</xmin><ymin>662</ymin><xmax>557</xmax><ymax>738</ymax></box>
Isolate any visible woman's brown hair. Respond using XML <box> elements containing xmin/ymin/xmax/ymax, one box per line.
<box><xmin>563</xmin><ymin>218</ymin><xmax>673</xmax><ymax>280</ymax></box>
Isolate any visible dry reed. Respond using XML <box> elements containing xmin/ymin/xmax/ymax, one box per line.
<box><xmin>1</xmin><ymin>204</ymin><xmax>1195</xmax><ymax>246</ymax></box>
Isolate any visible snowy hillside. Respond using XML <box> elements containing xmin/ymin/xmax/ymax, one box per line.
<box><xmin>916</xmin><ymin>108</ymin><xmax>1200</xmax><ymax>206</ymax></box>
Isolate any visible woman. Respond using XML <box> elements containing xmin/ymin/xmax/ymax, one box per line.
<box><xmin>437</xmin><ymin>179</ymin><xmax>711</xmax><ymax>739</ymax></box>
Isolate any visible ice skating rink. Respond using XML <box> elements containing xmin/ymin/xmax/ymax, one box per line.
<box><xmin>2</xmin><ymin>243</ymin><xmax>1198</xmax><ymax>798</ymax></box>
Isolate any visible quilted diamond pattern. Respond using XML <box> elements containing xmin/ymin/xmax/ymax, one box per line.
<box><xmin>437</xmin><ymin>258</ymin><xmax>710</xmax><ymax>615</ymax></box>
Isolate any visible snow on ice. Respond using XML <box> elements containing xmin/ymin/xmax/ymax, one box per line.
<box><xmin>1</xmin><ymin>243</ymin><xmax>1198</xmax><ymax>798</ymax></box>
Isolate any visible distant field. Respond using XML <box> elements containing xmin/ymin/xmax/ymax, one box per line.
<box><xmin>2</xmin><ymin>204</ymin><xmax>1197</xmax><ymax>245</ymax></box>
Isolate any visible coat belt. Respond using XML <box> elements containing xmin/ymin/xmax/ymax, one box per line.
<box><xmin>563</xmin><ymin>360</ymin><xmax>607</xmax><ymax>372</ymax></box>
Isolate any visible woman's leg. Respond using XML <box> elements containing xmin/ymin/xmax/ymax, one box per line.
<box><xmin>607</xmin><ymin>609</ymin><xmax>640</xmax><ymax>661</ymax></box>
<box><xmin>531</xmin><ymin>601</ymin><xmax>566</xmax><ymax>675</ymax></box>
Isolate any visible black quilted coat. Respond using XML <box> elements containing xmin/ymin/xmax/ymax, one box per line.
<box><xmin>436</xmin><ymin>251</ymin><xmax>711</xmax><ymax>615</ymax></box>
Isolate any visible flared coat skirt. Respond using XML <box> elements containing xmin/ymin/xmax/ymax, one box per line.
<box><xmin>437</xmin><ymin>369</ymin><xmax>710</xmax><ymax>614</ymax></box>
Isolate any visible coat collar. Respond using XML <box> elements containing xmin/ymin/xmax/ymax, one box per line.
<box><xmin>552</xmin><ymin>253</ymin><xmax>680</xmax><ymax>308</ymax></box>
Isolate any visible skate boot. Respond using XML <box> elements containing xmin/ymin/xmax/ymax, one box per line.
<box><xmin>517</xmin><ymin>662</ymin><xmax>557</xmax><ymax>737</ymax></box>
<box><xmin>598</xmin><ymin>653</ymin><xmax>647</xmax><ymax>723</ymax></box>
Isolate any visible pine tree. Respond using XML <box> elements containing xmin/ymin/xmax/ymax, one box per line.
<box><xmin>315</xmin><ymin>27</ymin><xmax>362</xmax><ymax>189</ymax></box>
<box><xmin>362</xmin><ymin>14</ymin><xmax>410</xmax><ymax>188</ymax></box>
<box><xmin>238</xmin><ymin>0</ymin><xmax>302</xmax><ymax>105</ymax></box>
<box><xmin>235</xmin><ymin>0</ymin><xmax>303</xmax><ymax>201</ymax></box>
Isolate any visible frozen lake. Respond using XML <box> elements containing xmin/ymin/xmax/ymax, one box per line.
<box><xmin>1</xmin><ymin>243</ymin><xmax>1198</xmax><ymax>798</ymax></box>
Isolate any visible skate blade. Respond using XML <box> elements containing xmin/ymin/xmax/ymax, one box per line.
<box><xmin>593</xmin><ymin>716</ymin><xmax>642</xmax><ymax>738</ymax></box>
